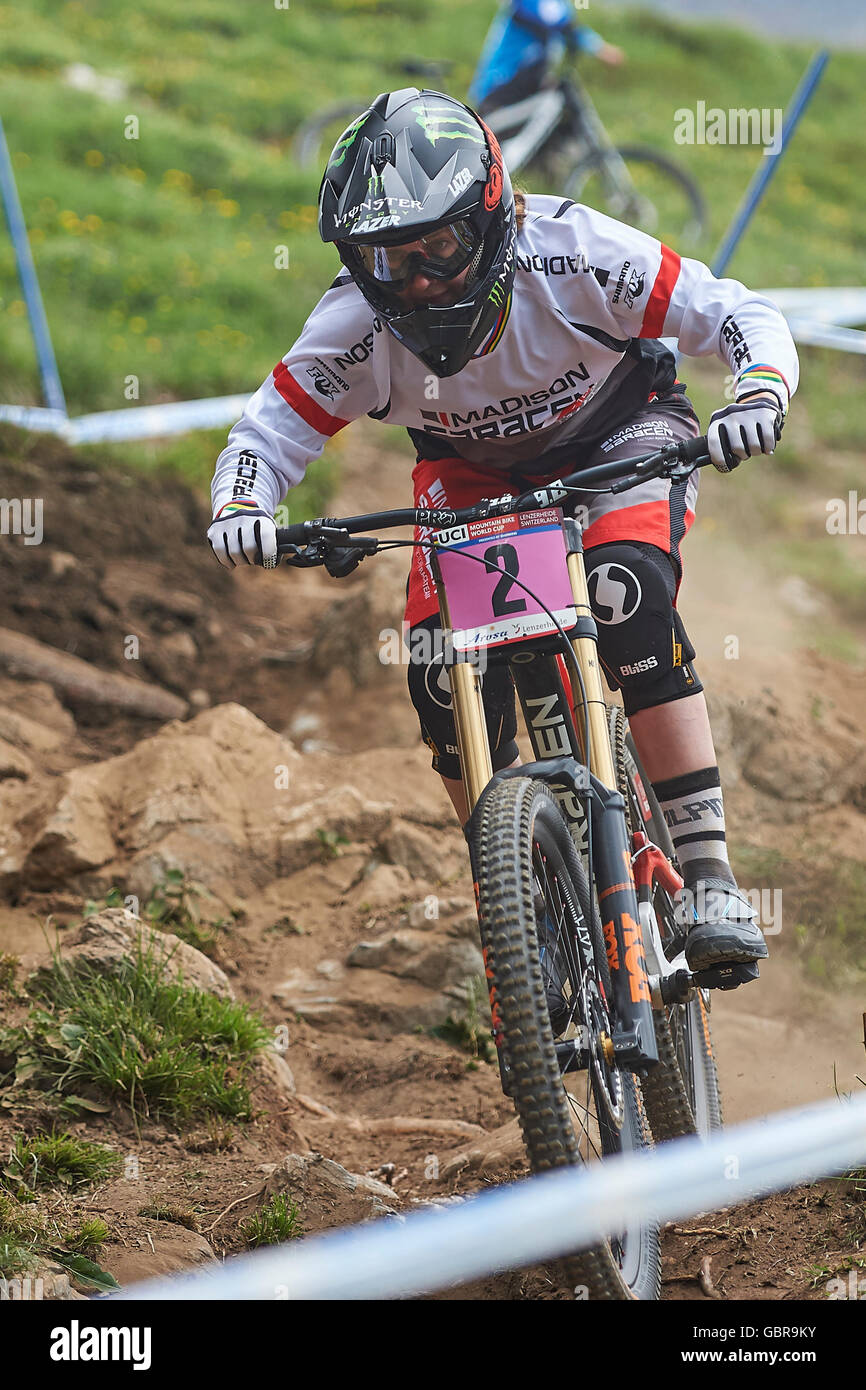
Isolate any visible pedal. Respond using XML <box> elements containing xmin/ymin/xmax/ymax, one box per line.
<box><xmin>691</xmin><ymin>960</ymin><xmax>760</xmax><ymax>991</ymax></box>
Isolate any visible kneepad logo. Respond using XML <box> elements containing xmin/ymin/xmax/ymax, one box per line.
<box><xmin>587</xmin><ymin>564</ymin><xmax>642</xmax><ymax>625</ymax></box>
<box><xmin>424</xmin><ymin>657</ymin><xmax>453</xmax><ymax>710</ymax></box>
<box><xmin>620</xmin><ymin>656</ymin><xmax>658</xmax><ymax>677</ymax></box>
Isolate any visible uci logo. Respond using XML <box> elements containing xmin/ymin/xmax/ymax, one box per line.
<box><xmin>587</xmin><ymin>563</ymin><xmax>642</xmax><ymax>625</ymax></box>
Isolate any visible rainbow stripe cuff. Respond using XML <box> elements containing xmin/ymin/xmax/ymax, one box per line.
<box><xmin>214</xmin><ymin>498</ymin><xmax>265</xmax><ymax>519</ymax></box>
<box><xmin>735</xmin><ymin>364</ymin><xmax>790</xmax><ymax>413</ymax></box>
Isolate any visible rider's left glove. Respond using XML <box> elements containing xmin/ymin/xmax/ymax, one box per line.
<box><xmin>208</xmin><ymin>501</ymin><xmax>278</xmax><ymax>569</ymax></box>
<box><xmin>707</xmin><ymin>396</ymin><xmax>784</xmax><ymax>473</ymax></box>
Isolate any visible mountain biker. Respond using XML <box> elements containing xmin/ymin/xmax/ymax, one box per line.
<box><xmin>208</xmin><ymin>89</ymin><xmax>796</xmax><ymax>986</ymax></box>
<box><xmin>468</xmin><ymin>0</ymin><xmax>625</xmax><ymax>115</ymax></box>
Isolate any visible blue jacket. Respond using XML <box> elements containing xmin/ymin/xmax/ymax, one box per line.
<box><xmin>468</xmin><ymin>1</ymin><xmax>603</xmax><ymax>106</ymax></box>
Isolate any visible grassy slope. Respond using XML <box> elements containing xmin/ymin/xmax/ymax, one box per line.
<box><xmin>0</xmin><ymin>0</ymin><xmax>864</xmax><ymax>609</ymax></box>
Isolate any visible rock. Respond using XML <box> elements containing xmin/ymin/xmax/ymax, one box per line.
<box><xmin>103</xmin><ymin>1231</ymin><xmax>216</xmax><ymax>1288</ymax></box>
<box><xmin>0</xmin><ymin>738</ymin><xmax>32</xmax><ymax>780</ymax></box>
<box><xmin>0</xmin><ymin>678</ymin><xmax>77</xmax><ymax>736</ymax></box>
<box><xmin>3</xmin><ymin>703</ymin><xmax>307</xmax><ymax>897</ymax></box>
<box><xmin>49</xmin><ymin>551</ymin><xmax>78</xmax><ymax>579</ymax></box>
<box><xmin>254</xmin><ymin>1047</ymin><xmax>296</xmax><ymax>1096</ymax></box>
<box><xmin>347</xmin><ymin>929</ymin><xmax>484</xmax><ymax>991</ymax></box>
<box><xmin>0</xmin><ymin>1267</ymin><xmax>86</xmax><ymax>1301</ymax></box>
<box><xmin>261</xmin><ymin>1151</ymin><xmax>401</xmax><ymax>1231</ymax></box>
<box><xmin>278</xmin><ymin>786</ymin><xmax>392</xmax><ymax>875</ymax></box>
<box><xmin>189</xmin><ymin>688</ymin><xmax>210</xmax><ymax>709</ymax></box>
<box><xmin>272</xmin><ymin>963</ymin><xmax>467</xmax><ymax>1034</ymax></box>
<box><xmin>0</xmin><ymin>704</ymin><xmax>66</xmax><ymax>754</ymax></box>
<box><xmin>383</xmin><ymin>818</ymin><xmax>446</xmax><ymax>879</ymax></box>
<box><xmin>44</xmin><ymin>908</ymin><xmax>234</xmax><ymax>999</ymax></box>
<box><xmin>160</xmin><ymin>631</ymin><xmax>198</xmax><ymax>663</ymax></box>
<box><xmin>23</xmin><ymin>771</ymin><xmax>116</xmax><ymax>888</ymax></box>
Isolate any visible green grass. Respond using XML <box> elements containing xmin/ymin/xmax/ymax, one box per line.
<box><xmin>0</xmin><ymin>1190</ymin><xmax>117</xmax><ymax>1288</ymax></box>
<box><xmin>429</xmin><ymin>976</ymin><xmax>495</xmax><ymax>1064</ymax></box>
<box><xmin>240</xmin><ymin>1192</ymin><xmax>301</xmax><ymax>1248</ymax></box>
<box><xmin>2</xmin><ymin>1</ymin><xmax>865</xmax><ymax>415</ymax></box>
<box><xmin>0</xmin><ymin>954</ymin><xmax>19</xmax><ymax>997</ymax></box>
<box><xmin>1</xmin><ymin>943</ymin><xmax>271</xmax><ymax>1127</ymax></box>
<box><xmin>2</xmin><ymin>1131</ymin><xmax>122</xmax><ymax>1193</ymax></box>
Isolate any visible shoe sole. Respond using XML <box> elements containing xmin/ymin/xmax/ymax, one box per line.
<box><xmin>686</xmin><ymin>937</ymin><xmax>769</xmax><ymax>972</ymax></box>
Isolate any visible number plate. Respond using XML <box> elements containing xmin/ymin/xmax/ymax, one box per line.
<box><xmin>433</xmin><ymin>508</ymin><xmax>577</xmax><ymax>652</ymax></box>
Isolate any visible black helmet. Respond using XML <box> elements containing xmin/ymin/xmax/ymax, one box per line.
<box><xmin>318</xmin><ymin>88</ymin><xmax>516</xmax><ymax>378</ymax></box>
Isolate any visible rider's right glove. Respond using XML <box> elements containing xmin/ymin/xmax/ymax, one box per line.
<box><xmin>208</xmin><ymin>501</ymin><xmax>278</xmax><ymax>569</ymax></box>
<box><xmin>706</xmin><ymin>397</ymin><xmax>784</xmax><ymax>474</ymax></box>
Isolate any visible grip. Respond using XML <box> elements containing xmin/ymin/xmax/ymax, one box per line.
<box><xmin>276</xmin><ymin>524</ymin><xmax>309</xmax><ymax>547</ymax></box>
<box><xmin>679</xmin><ymin>434</ymin><xmax>710</xmax><ymax>463</ymax></box>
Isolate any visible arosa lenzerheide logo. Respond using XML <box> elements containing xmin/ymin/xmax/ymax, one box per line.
<box><xmin>587</xmin><ymin>564</ymin><xmax>642</xmax><ymax>625</ymax></box>
<box><xmin>482</xmin><ymin>123</ymin><xmax>503</xmax><ymax>211</ymax></box>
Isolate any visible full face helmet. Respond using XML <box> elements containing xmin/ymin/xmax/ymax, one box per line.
<box><xmin>318</xmin><ymin>88</ymin><xmax>516</xmax><ymax>377</ymax></box>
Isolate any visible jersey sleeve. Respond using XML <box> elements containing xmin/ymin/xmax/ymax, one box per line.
<box><xmin>210</xmin><ymin>279</ymin><xmax>385</xmax><ymax>519</ymax></box>
<box><xmin>566</xmin><ymin>205</ymin><xmax>799</xmax><ymax>411</ymax></box>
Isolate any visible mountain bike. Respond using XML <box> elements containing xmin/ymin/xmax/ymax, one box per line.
<box><xmin>273</xmin><ymin>433</ymin><xmax>722</xmax><ymax>1299</ymax></box>
<box><xmin>294</xmin><ymin>58</ymin><xmax>706</xmax><ymax>248</ymax></box>
<box><xmin>483</xmin><ymin>60</ymin><xmax>707</xmax><ymax>246</ymax></box>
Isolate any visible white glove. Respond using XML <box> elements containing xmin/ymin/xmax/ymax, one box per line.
<box><xmin>706</xmin><ymin>396</ymin><xmax>784</xmax><ymax>473</ymax></box>
<box><xmin>208</xmin><ymin>504</ymin><xmax>278</xmax><ymax>568</ymax></box>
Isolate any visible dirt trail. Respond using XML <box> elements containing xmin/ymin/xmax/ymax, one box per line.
<box><xmin>1</xmin><ymin>420</ymin><xmax>865</xmax><ymax>1301</ymax></box>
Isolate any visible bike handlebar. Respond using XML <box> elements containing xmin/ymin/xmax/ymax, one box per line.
<box><xmin>275</xmin><ymin>434</ymin><xmax>711</xmax><ymax>556</ymax></box>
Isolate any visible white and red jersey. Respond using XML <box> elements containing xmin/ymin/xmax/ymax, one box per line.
<box><xmin>211</xmin><ymin>194</ymin><xmax>798</xmax><ymax>517</ymax></box>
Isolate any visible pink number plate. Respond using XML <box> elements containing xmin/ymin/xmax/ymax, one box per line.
<box><xmin>433</xmin><ymin>508</ymin><xmax>576</xmax><ymax>652</ymax></box>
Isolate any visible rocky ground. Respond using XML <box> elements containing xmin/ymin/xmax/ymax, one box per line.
<box><xmin>1</xmin><ymin>421</ymin><xmax>865</xmax><ymax>1301</ymax></box>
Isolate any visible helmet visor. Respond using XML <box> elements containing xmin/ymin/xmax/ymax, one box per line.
<box><xmin>352</xmin><ymin>219</ymin><xmax>479</xmax><ymax>288</ymax></box>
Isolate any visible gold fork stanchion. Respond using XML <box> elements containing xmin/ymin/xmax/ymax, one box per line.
<box><xmin>432</xmin><ymin>551</ymin><xmax>494</xmax><ymax>817</ymax></box>
<box><xmin>566</xmin><ymin>550</ymin><xmax>617</xmax><ymax>792</ymax></box>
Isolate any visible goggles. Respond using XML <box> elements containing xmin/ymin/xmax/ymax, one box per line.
<box><xmin>352</xmin><ymin>220</ymin><xmax>479</xmax><ymax>288</ymax></box>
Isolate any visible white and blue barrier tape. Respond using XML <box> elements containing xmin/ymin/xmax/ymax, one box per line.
<box><xmin>114</xmin><ymin>1090</ymin><xmax>866</xmax><ymax>1301</ymax></box>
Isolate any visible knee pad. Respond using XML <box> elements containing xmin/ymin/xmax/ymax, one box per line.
<box><xmin>584</xmin><ymin>542</ymin><xmax>703</xmax><ymax>715</ymax></box>
<box><xmin>406</xmin><ymin>617</ymin><xmax>519</xmax><ymax>779</ymax></box>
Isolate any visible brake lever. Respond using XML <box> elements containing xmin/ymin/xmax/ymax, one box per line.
<box><xmin>278</xmin><ymin>542</ymin><xmax>328</xmax><ymax>568</ymax></box>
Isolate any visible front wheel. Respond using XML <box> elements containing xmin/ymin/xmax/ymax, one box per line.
<box><xmin>471</xmin><ymin>775</ymin><xmax>660</xmax><ymax>1300</ymax></box>
<box><xmin>563</xmin><ymin>145</ymin><xmax>707</xmax><ymax>247</ymax></box>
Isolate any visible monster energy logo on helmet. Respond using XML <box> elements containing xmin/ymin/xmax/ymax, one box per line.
<box><xmin>329</xmin><ymin>114</ymin><xmax>369</xmax><ymax>169</ymax></box>
<box><xmin>412</xmin><ymin>104</ymin><xmax>484</xmax><ymax>145</ymax></box>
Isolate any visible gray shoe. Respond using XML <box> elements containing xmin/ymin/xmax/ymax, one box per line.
<box><xmin>680</xmin><ymin>876</ymin><xmax>769</xmax><ymax>973</ymax></box>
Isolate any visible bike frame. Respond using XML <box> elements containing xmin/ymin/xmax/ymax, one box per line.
<box><xmin>435</xmin><ymin>511</ymin><xmax>659</xmax><ymax>1070</ymax></box>
<box><xmin>488</xmin><ymin>63</ymin><xmax>630</xmax><ymax>188</ymax></box>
